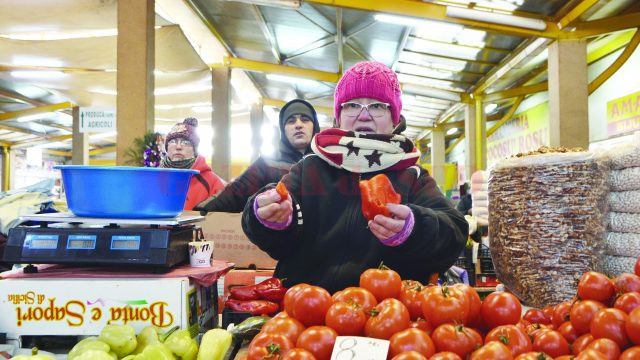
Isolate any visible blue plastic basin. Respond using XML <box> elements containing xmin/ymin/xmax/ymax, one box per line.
<box><xmin>55</xmin><ymin>166</ymin><xmax>198</xmax><ymax>219</ymax></box>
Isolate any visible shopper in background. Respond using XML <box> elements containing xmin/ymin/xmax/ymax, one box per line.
<box><xmin>162</xmin><ymin>117</ymin><xmax>226</xmax><ymax>210</ymax></box>
<box><xmin>242</xmin><ymin>61</ymin><xmax>468</xmax><ymax>293</ymax></box>
<box><xmin>456</xmin><ymin>183</ymin><xmax>472</xmax><ymax>215</ymax></box>
<box><xmin>194</xmin><ymin>99</ymin><xmax>320</xmax><ymax>213</ymax></box>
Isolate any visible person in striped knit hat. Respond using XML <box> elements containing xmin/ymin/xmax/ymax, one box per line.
<box><xmin>242</xmin><ymin>61</ymin><xmax>468</xmax><ymax>293</ymax></box>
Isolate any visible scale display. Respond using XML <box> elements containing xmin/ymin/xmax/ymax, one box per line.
<box><xmin>66</xmin><ymin>235</ymin><xmax>97</xmax><ymax>250</ymax></box>
<box><xmin>110</xmin><ymin>235</ymin><xmax>141</xmax><ymax>250</ymax></box>
<box><xmin>25</xmin><ymin>234</ymin><xmax>58</xmax><ymax>249</ymax></box>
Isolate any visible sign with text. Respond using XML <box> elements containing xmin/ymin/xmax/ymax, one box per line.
<box><xmin>607</xmin><ymin>90</ymin><xmax>640</xmax><ymax>137</ymax></box>
<box><xmin>487</xmin><ymin>102</ymin><xmax>549</xmax><ymax>166</ymax></box>
<box><xmin>330</xmin><ymin>336</ymin><xmax>389</xmax><ymax>360</ymax></box>
<box><xmin>79</xmin><ymin>107</ymin><xmax>116</xmax><ymax>132</ymax></box>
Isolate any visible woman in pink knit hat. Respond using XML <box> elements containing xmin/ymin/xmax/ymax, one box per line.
<box><xmin>242</xmin><ymin>61</ymin><xmax>467</xmax><ymax>293</ymax></box>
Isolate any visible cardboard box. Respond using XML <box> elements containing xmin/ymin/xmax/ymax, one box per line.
<box><xmin>199</xmin><ymin>212</ymin><xmax>277</xmax><ymax>269</ymax></box>
<box><xmin>0</xmin><ymin>277</ymin><xmax>217</xmax><ymax>338</ymax></box>
<box><xmin>217</xmin><ymin>269</ymin><xmax>274</xmax><ymax>313</ymax></box>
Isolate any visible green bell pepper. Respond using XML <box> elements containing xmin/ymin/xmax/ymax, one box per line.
<box><xmin>68</xmin><ymin>337</ymin><xmax>111</xmax><ymax>359</ymax></box>
<box><xmin>99</xmin><ymin>324</ymin><xmax>138</xmax><ymax>358</ymax></box>
<box><xmin>197</xmin><ymin>329</ymin><xmax>233</xmax><ymax>360</ymax></box>
<box><xmin>134</xmin><ymin>343</ymin><xmax>176</xmax><ymax>360</ymax></box>
<box><xmin>164</xmin><ymin>330</ymin><xmax>198</xmax><ymax>360</ymax></box>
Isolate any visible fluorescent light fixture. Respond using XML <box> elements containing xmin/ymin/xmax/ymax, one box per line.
<box><xmin>375</xmin><ymin>14</ymin><xmax>463</xmax><ymax>34</ymax></box>
<box><xmin>1</xmin><ymin>28</ymin><xmax>118</xmax><ymax>40</ymax></box>
<box><xmin>446</xmin><ymin>127</ymin><xmax>459</xmax><ymax>135</ymax></box>
<box><xmin>485</xmin><ymin>103</ymin><xmax>498</xmax><ymax>113</ymax></box>
<box><xmin>89</xmin><ymin>87</ymin><xmax>117</xmax><ymax>96</ymax></box>
<box><xmin>155</xmin><ymin>84</ymin><xmax>212</xmax><ymax>95</ymax></box>
<box><xmin>12</xmin><ymin>56</ymin><xmax>63</xmax><ymax>67</ymax></box>
<box><xmin>11</xmin><ymin>71</ymin><xmax>65</xmax><ymax>79</ymax></box>
<box><xmin>445</xmin><ymin>6</ymin><xmax>547</xmax><ymax>31</ymax></box>
<box><xmin>16</xmin><ymin>112</ymin><xmax>56</xmax><ymax>123</ymax></box>
<box><xmin>266</xmin><ymin>74</ymin><xmax>319</xmax><ymax>88</ymax></box>
<box><xmin>90</xmin><ymin>131</ymin><xmax>117</xmax><ymax>140</ymax></box>
<box><xmin>223</xmin><ymin>0</ymin><xmax>301</xmax><ymax>9</ymax></box>
<box><xmin>155</xmin><ymin>104</ymin><xmax>175</xmax><ymax>110</ymax></box>
<box><xmin>192</xmin><ymin>106</ymin><xmax>213</xmax><ymax>113</ymax></box>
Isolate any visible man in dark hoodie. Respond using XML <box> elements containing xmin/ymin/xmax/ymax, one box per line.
<box><xmin>194</xmin><ymin>99</ymin><xmax>320</xmax><ymax>213</ymax></box>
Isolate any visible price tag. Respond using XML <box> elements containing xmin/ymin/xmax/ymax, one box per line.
<box><xmin>330</xmin><ymin>336</ymin><xmax>389</xmax><ymax>360</ymax></box>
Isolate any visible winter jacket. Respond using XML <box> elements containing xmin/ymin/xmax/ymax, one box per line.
<box><xmin>184</xmin><ymin>155</ymin><xmax>225</xmax><ymax>210</ymax></box>
<box><xmin>194</xmin><ymin>99</ymin><xmax>320</xmax><ymax>213</ymax></box>
<box><xmin>241</xmin><ymin>154</ymin><xmax>469</xmax><ymax>294</ymax></box>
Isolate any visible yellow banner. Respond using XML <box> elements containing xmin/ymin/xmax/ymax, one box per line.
<box><xmin>607</xmin><ymin>90</ymin><xmax>640</xmax><ymax>137</ymax></box>
<box><xmin>487</xmin><ymin>102</ymin><xmax>549</xmax><ymax>165</ymax></box>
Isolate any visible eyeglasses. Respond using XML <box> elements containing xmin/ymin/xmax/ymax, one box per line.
<box><xmin>340</xmin><ymin>102</ymin><xmax>391</xmax><ymax>118</ymax></box>
<box><xmin>167</xmin><ymin>138</ymin><xmax>193</xmax><ymax>147</ymax></box>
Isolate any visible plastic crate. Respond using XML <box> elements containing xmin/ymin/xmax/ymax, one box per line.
<box><xmin>479</xmin><ymin>258</ymin><xmax>495</xmax><ymax>274</ymax></box>
<box><xmin>478</xmin><ymin>244</ymin><xmax>491</xmax><ymax>258</ymax></box>
<box><xmin>221</xmin><ymin>308</ymin><xmax>253</xmax><ymax>329</ymax></box>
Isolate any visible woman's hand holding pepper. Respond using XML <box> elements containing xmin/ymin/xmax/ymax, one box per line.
<box><xmin>368</xmin><ymin>203</ymin><xmax>412</xmax><ymax>241</ymax></box>
<box><xmin>255</xmin><ymin>189</ymin><xmax>293</xmax><ymax>223</ymax></box>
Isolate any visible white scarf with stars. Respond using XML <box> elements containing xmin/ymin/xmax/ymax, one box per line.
<box><xmin>311</xmin><ymin>128</ymin><xmax>421</xmax><ymax>173</ymax></box>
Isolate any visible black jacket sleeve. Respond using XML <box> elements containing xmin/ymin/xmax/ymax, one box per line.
<box><xmin>241</xmin><ymin>160</ymin><xmax>304</xmax><ymax>260</ymax></box>
<box><xmin>390</xmin><ymin>168</ymin><xmax>468</xmax><ymax>274</ymax></box>
<box><xmin>195</xmin><ymin>158</ymin><xmax>274</xmax><ymax>213</ymax></box>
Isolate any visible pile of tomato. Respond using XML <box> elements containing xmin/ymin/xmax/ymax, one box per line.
<box><xmin>246</xmin><ymin>257</ymin><xmax>640</xmax><ymax>360</ymax></box>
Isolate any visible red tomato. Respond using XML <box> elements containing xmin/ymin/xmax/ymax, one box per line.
<box><xmin>557</xmin><ymin>321</ymin><xmax>579</xmax><ymax>344</ymax></box>
<box><xmin>409</xmin><ymin>318</ymin><xmax>433</xmax><ymax>335</ymax></box>
<box><xmin>282</xmin><ymin>348</ymin><xmax>316</xmax><ymax>360</ymax></box>
<box><xmin>420</xmin><ymin>286</ymin><xmax>470</xmax><ymax>327</ymax></box>
<box><xmin>333</xmin><ymin>287</ymin><xmax>378</xmax><ymax>315</ymax></box>
<box><xmin>388</xmin><ymin>328</ymin><xmax>436</xmax><ymax>359</ymax></box>
<box><xmin>248</xmin><ymin>332</ymin><xmax>294</xmax><ymax>360</ymax></box>
<box><xmin>570</xmin><ymin>300</ymin><xmax>606</xmax><ymax>335</ymax></box>
<box><xmin>614</xmin><ymin>292</ymin><xmax>640</xmax><ymax>314</ymax></box>
<box><xmin>542</xmin><ymin>306</ymin><xmax>554</xmax><ymax>322</ymax></box>
<box><xmin>532</xmin><ymin>330</ymin><xmax>570</xmax><ymax>358</ymax></box>
<box><xmin>554</xmin><ymin>356</ymin><xmax>572</xmax><ymax>360</ymax></box>
<box><xmin>551</xmin><ymin>302</ymin><xmax>572</xmax><ymax>328</ymax></box>
<box><xmin>262</xmin><ymin>317</ymin><xmax>306</xmax><ymax>345</ymax></box>
<box><xmin>635</xmin><ymin>257</ymin><xmax>640</xmax><ymax>277</ymax></box>
<box><xmin>400</xmin><ymin>280</ymin><xmax>425</xmax><ymax>321</ymax></box>
<box><xmin>577</xmin><ymin>272</ymin><xmax>615</xmax><ymax>304</ymax></box>
<box><xmin>365</xmin><ymin>298</ymin><xmax>411</xmax><ymax>340</ymax></box>
<box><xmin>324</xmin><ymin>301</ymin><xmax>366</xmax><ymax>336</ymax></box>
<box><xmin>452</xmin><ymin>284</ymin><xmax>482</xmax><ymax>326</ymax></box>
<box><xmin>485</xmin><ymin>325</ymin><xmax>532</xmax><ymax>357</ymax></box>
<box><xmin>528</xmin><ymin>327</ymin><xmax>551</xmax><ymax>342</ymax></box>
<box><xmin>469</xmin><ymin>341</ymin><xmax>513</xmax><ymax>360</ymax></box>
<box><xmin>331</xmin><ymin>291</ymin><xmax>343</xmax><ymax>303</ymax></box>
<box><xmin>391</xmin><ymin>351</ymin><xmax>428</xmax><ymax>360</ymax></box>
<box><xmin>513</xmin><ymin>353</ymin><xmax>552</xmax><ymax>360</ymax></box>
<box><xmin>522</xmin><ymin>309</ymin><xmax>550</xmax><ymax>325</ymax></box>
<box><xmin>480</xmin><ymin>292</ymin><xmax>522</xmax><ymax>330</ymax></box>
<box><xmin>284</xmin><ymin>284</ymin><xmax>311</xmax><ymax>316</ymax></box>
<box><xmin>574</xmin><ymin>349</ymin><xmax>608</xmax><ymax>360</ymax></box>
<box><xmin>627</xmin><ymin>306</ymin><xmax>640</xmax><ymax>345</ymax></box>
<box><xmin>291</xmin><ymin>286</ymin><xmax>332</xmax><ymax>327</ymax></box>
<box><xmin>620</xmin><ymin>346</ymin><xmax>640</xmax><ymax>360</ymax></box>
<box><xmin>431</xmin><ymin>324</ymin><xmax>483</xmax><ymax>358</ymax></box>
<box><xmin>295</xmin><ymin>326</ymin><xmax>337</xmax><ymax>360</ymax></box>
<box><xmin>614</xmin><ymin>273</ymin><xmax>640</xmax><ymax>294</ymax></box>
<box><xmin>360</xmin><ymin>267</ymin><xmax>402</xmax><ymax>301</ymax></box>
<box><xmin>590</xmin><ymin>308</ymin><xmax>630</xmax><ymax>349</ymax></box>
<box><xmin>572</xmin><ymin>334</ymin><xmax>595</xmax><ymax>356</ymax></box>
<box><xmin>428</xmin><ymin>352</ymin><xmax>462</xmax><ymax>360</ymax></box>
<box><xmin>585</xmin><ymin>338</ymin><xmax>620</xmax><ymax>360</ymax></box>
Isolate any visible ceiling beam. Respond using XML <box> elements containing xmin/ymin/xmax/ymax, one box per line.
<box><xmin>409</xmin><ymin>35</ymin><xmax>511</xmax><ymax>54</ymax></box>
<box><xmin>262</xmin><ymin>98</ymin><xmax>334</xmax><ymax>115</ymax></box>
<box><xmin>217</xmin><ymin>56</ymin><xmax>341</xmax><ymax>83</ymax></box>
<box><xmin>484</xmin><ymin>82</ymin><xmax>548</xmax><ymax>102</ymax></box>
<box><xmin>557</xmin><ymin>0</ymin><xmax>600</xmax><ymax>29</ymax></box>
<box><xmin>336</xmin><ymin>8</ymin><xmax>344</xmax><ymax>73</ymax></box>
<box><xmin>0</xmin><ymin>102</ymin><xmax>75</xmax><ymax>121</ymax></box>
<box><xmin>251</xmin><ymin>5</ymin><xmax>282</xmax><ymax>63</ymax></box>
<box><xmin>403</xmin><ymin>49</ymin><xmax>498</xmax><ymax>67</ymax></box>
<box><xmin>588</xmin><ymin>28</ymin><xmax>640</xmax><ymax>94</ymax></box>
<box><xmin>486</xmin><ymin>96</ymin><xmax>525</xmax><ymax>137</ymax></box>
<box><xmin>397</xmin><ymin>61</ymin><xmax>486</xmax><ymax>77</ymax></box>
<box><xmin>587</xmin><ymin>30</ymin><xmax>636</xmax><ymax>64</ymax></box>
<box><xmin>305</xmin><ymin>0</ymin><xmax>560</xmax><ymax>38</ymax></box>
<box><xmin>572</xmin><ymin>13</ymin><xmax>640</xmax><ymax>38</ymax></box>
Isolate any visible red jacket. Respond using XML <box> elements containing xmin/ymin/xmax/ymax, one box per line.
<box><xmin>184</xmin><ymin>156</ymin><xmax>225</xmax><ymax>210</ymax></box>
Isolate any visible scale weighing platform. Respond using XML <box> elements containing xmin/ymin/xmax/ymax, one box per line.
<box><xmin>3</xmin><ymin>212</ymin><xmax>204</xmax><ymax>272</ymax></box>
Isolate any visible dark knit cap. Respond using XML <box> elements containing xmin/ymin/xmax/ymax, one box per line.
<box><xmin>165</xmin><ymin>117</ymin><xmax>200</xmax><ymax>154</ymax></box>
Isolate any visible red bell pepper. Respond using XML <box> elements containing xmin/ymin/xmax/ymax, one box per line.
<box><xmin>359</xmin><ymin>174</ymin><xmax>401</xmax><ymax>221</ymax></box>
<box><xmin>275</xmin><ymin>182</ymin><xmax>289</xmax><ymax>202</ymax></box>
<box><xmin>225</xmin><ymin>299</ymin><xmax>280</xmax><ymax>315</ymax></box>
<box><xmin>229</xmin><ymin>277</ymin><xmax>286</xmax><ymax>301</ymax></box>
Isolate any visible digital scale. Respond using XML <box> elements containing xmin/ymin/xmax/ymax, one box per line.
<box><xmin>3</xmin><ymin>212</ymin><xmax>204</xmax><ymax>272</ymax></box>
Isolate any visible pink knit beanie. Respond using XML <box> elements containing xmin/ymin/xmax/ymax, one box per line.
<box><xmin>334</xmin><ymin>61</ymin><xmax>402</xmax><ymax>125</ymax></box>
